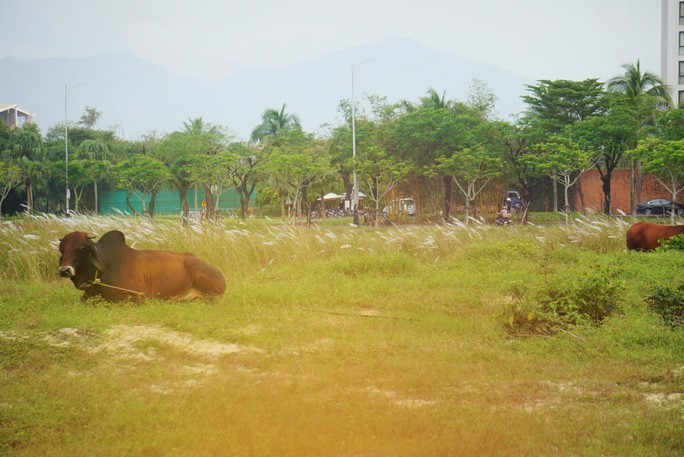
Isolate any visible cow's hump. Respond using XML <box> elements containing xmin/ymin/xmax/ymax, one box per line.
<box><xmin>98</xmin><ymin>230</ymin><xmax>127</xmax><ymax>249</ymax></box>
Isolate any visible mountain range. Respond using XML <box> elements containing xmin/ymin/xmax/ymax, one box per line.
<box><xmin>0</xmin><ymin>38</ymin><xmax>532</xmax><ymax>140</ymax></box>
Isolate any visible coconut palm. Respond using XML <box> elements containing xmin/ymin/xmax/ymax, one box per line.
<box><xmin>183</xmin><ymin>117</ymin><xmax>217</xmax><ymax>136</ymax></box>
<box><xmin>606</xmin><ymin>60</ymin><xmax>672</xmax><ymax>107</ymax></box>
<box><xmin>78</xmin><ymin>139</ymin><xmax>110</xmax><ymax>214</ymax></box>
<box><xmin>78</xmin><ymin>106</ymin><xmax>102</xmax><ymax>129</ymax></box>
<box><xmin>421</xmin><ymin>88</ymin><xmax>451</xmax><ymax>110</ymax></box>
<box><xmin>251</xmin><ymin>104</ymin><xmax>301</xmax><ymax>144</ymax></box>
<box><xmin>607</xmin><ymin>60</ymin><xmax>672</xmax><ymax>213</ymax></box>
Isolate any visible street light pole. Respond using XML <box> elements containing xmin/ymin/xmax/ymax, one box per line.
<box><xmin>350</xmin><ymin>59</ymin><xmax>376</xmax><ymax>226</ymax></box>
<box><xmin>64</xmin><ymin>85</ymin><xmax>69</xmax><ymax>214</ymax></box>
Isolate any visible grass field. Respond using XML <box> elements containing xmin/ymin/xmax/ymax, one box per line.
<box><xmin>1</xmin><ymin>214</ymin><xmax>683</xmax><ymax>456</ymax></box>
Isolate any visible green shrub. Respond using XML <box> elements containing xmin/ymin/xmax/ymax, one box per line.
<box><xmin>502</xmin><ymin>280</ymin><xmax>558</xmax><ymax>335</ymax></box>
<box><xmin>656</xmin><ymin>233</ymin><xmax>684</xmax><ymax>252</ymax></box>
<box><xmin>646</xmin><ymin>282</ymin><xmax>684</xmax><ymax>327</ymax></box>
<box><xmin>504</xmin><ymin>265</ymin><xmax>624</xmax><ymax>335</ymax></box>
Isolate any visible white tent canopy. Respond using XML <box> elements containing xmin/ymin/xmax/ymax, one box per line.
<box><xmin>320</xmin><ymin>192</ymin><xmax>344</xmax><ymax>200</ymax></box>
<box><xmin>318</xmin><ymin>192</ymin><xmax>366</xmax><ymax>201</ymax></box>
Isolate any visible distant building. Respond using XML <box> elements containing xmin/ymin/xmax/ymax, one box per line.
<box><xmin>662</xmin><ymin>0</ymin><xmax>684</xmax><ymax>105</ymax></box>
<box><xmin>0</xmin><ymin>104</ymin><xmax>34</xmax><ymax>128</ymax></box>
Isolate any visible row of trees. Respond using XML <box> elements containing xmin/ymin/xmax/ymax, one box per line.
<box><xmin>2</xmin><ymin>61</ymin><xmax>684</xmax><ymax>224</ymax></box>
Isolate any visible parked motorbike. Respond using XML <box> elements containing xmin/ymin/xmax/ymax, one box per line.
<box><xmin>495</xmin><ymin>216</ymin><xmax>511</xmax><ymax>226</ymax></box>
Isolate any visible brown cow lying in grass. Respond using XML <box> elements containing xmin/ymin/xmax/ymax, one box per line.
<box><xmin>625</xmin><ymin>221</ymin><xmax>684</xmax><ymax>252</ymax></box>
<box><xmin>58</xmin><ymin>230</ymin><xmax>226</xmax><ymax>301</ymax></box>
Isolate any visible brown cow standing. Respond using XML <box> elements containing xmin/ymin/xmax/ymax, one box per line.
<box><xmin>625</xmin><ymin>221</ymin><xmax>684</xmax><ymax>251</ymax></box>
<box><xmin>58</xmin><ymin>230</ymin><xmax>226</xmax><ymax>301</ymax></box>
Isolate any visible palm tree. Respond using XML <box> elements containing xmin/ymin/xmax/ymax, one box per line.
<box><xmin>607</xmin><ymin>60</ymin><xmax>672</xmax><ymax>212</ymax></box>
<box><xmin>606</xmin><ymin>60</ymin><xmax>672</xmax><ymax>107</ymax></box>
<box><xmin>421</xmin><ymin>88</ymin><xmax>451</xmax><ymax>110</ymax></box>
<box><xmin>78</xmin><ymin>139</ymin><xmax>110</xmax><ymax>214</ymax></box>
<box><xmin>251</xmin><ymin>104</ymin><xmax>301</xmax><ymax>144</ymax></box>
<box><xmin>78</xmin><ymin>106</ymin><xmax>102</xmax><ymax>129</ymax></box>
<box><xmin>11</xmin><ymin>125</ymin><xmax>42</xmax><ymax>213</ymax></box>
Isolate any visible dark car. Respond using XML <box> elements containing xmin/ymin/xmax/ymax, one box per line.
<box><xmin>635</xmin><ymin>198</ymin><xmax>684</xmax><ymax>216</ymax></box>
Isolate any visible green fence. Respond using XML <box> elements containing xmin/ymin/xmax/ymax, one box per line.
<box><xmin>99</xmin><ymin>187</ymin><xmax>251</xmax><ymax>216</ymax></box>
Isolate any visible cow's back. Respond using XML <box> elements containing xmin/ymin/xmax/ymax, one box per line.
<box><xmin>123</xmin><ymin>248</ymin><xmax>225</xmax><ymax>299</ymax></box>
<box><xmin>626</xmin><ymin>222</ymin><xmax>684</xmax><ymax>251</ymax></box>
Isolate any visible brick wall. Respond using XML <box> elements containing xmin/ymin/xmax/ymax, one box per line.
<box><xmin>576</xmin><ymin>170</ymin><xmax>681</xmax><ymax>213</ymax></box>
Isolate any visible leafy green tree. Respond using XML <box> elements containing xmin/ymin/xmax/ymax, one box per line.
<box><xmin>329</xmin><ymin>96</ymin><xmax>396</xmax><ymax>211</ymax></box>
<box><xmin>0</xmin><ymin>161</ymin><xmax>22</xmax><ymax>219</ymax></box>
<box><xmin>357</xmin><ymin>143</ymin><xmax>411</xmax><ymax>226</ymax></box>
<box><xmin>497</xmin><ymin>121</ymin><xmax>546</xmax><ymax>224</ymax></box>
<box><xmin>465</xmin><ymin>78</ymin><xmax>498</xmax><ymax>119</ymax></box>
<box><xmin>328</xmin><ymin>121</ymin><xmax>355</xmax><ymax>202</ymax></box>
<box><xmin>78</xmin><ymin>139</ymin><xmax>110</xmax><ymax>214</ymax></box>
<box><xmin>522</xmin><ymin>79</ymin><xmax>607</xmax><ymax>134</ymax></box>
<box><xmin>438</xmin><ymin>145</ymin><xmax>503</xmax><ymax>224</ymax></box>
<box><xmin>655</xmin><ymin>107</ymin><xmax>684</xmax><ymax>140</ymax></box>
<box><xmin>571</xmin><ymin>96</ymin><xmax>640</xmax><ymax>214</ymax></box>
<box><xmin>154</xmin><ymin>118</ymin><xmax>226</xmax><ymax>222</ymax></box>
<box><xmin>155</xmin><ymin>133</ymin><xmax>200</xmax><ymax>222</ymax></box>
<box><xmin>113</xmin><ymin>155</ymin><xmax>170</xmax><ymax>217</ymax></box>
<box><xmin>182</xmin><ymin>117</ymin><xmax>228</xmax><ymax>219</ymax></box>
<box><xmin>527</xmin><ymin>138</ymin><xmax>596</xmax><ymax>225</ymax></box>
<box><xmin>10</xmin><ymin>124</ymin><xmax>42</xmax><ymax>213</ymax></box>
<box><xmin>261</xmin><ymin>128</ymin><xmax>331</xmax><ymax>224</ymax></box>
<box><xmin>65</xmin><ymin>160</ymin><xmax>92</xmax><ymax>213</ymax></box>
<box><xmin>388</xmin><ymin>96</ymin><xmax>480</xmax><ymax>221</ymax></box>
<box><xmin>608</xmin><ymin>60</ymin><xmax>673</xmax><ymax>207</ymax></box>
<box><xmin>521</xmin><ymin>79</ymin><xmax>606</xmax><ymax>211</ymax></box>
<box><xmin>251</xmin><ymin>104</ymin><xmax>301</xmax><ymax>144</ymax></box>
<box><xmin>632</xmin><ymin>138</ymin><xmax>684</xmax><ymax>223</ymax></box>
<box><xmin>225</xmin><ymin>142</ymin><xmax>260</xmax><ymax>219</ymax></box>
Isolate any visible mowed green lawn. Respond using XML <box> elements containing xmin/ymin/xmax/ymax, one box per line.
<box><xmin>1</xmin><ymin>215</ymin><xmax>682</xmax><ymax>456</ymax></box>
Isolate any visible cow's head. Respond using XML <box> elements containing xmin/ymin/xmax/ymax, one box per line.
<box><xmin>58</xmin><ymin>231</ymin><xmax>105</xmax><ymax>289</ymax></box>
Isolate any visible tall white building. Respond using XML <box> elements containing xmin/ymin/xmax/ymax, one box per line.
<box><xmin>662</xmin><ymin>0</ymin><xmax>684</xmax><ymax>106</ymax></box>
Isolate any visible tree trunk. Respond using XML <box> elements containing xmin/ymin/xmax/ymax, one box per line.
<box><xmin>563</xmin><ymin>179</ymin><xmax>571</xmax><ymax>226</ymax></box>
<box><xmin>577</xmin><ymin>174</ymin><xmax>586</xmax><ymax>213</ymax></box>
<box><xmin>280</xmin><ymin>192</ymin><xmax>286</xmax><ymax>220</ymax></box>
<box><xmin>93</xmin><ymin>179</ymin><xmax>99</xmax><ymax>215</ymax></box>
<box><xmin>442</xmin><ymin>175</ymin><xmax>452</xmax><ymax>222</ymax></box>
<box><xmin>301</xmin><ymin>181</ymin><xmax>310</xmax><ymax>224</ymax></box>
<box><xmin>179</xmin><ymin>185</ymin><xmax>190</xmax><ymax>225</ymax></box>
<box><xmin>601</xmin><ymin>172</ymin><xmax>612</xmax><ymax>215</ymax></box>
<box><xmin>125</xmin><ymin>191</ymin><xmax>139</xmax><ymax>216</ymax></box>
<box><xmin>203</xmin><ymin>184</ymin><xmax>216</xmax><ymax>220</ymax></box>
<box><xmin>71</xmin><ymin>186</ymin><xmax>84</xmax><ymax>213</ymax></box>
<box><xmin>238</xmin><ymin>179</ymin><xmax>255</xmax><ymax>220</ymax></box>
<box><xmin>520</xmin><ymin>186</ymin><xmax>534</xmax><ymax>225</ymax></box>
<box><xmin>320</xmin><ymin>193</ymin><xmax>327</xmax><ymax>219</ymax></box>
<box><xmin>629</xmin><ymin>159</ymin><xmax>635</xmax><ymax>215</ymax></box>
<box><xmin>636</xmin><ymin>160</ymin><xmax>643</xmax><ymax>211</ymax></box>
<box><xmin>24</xmin><ymin>178</ymin><xmax>33</xmax><ymax>214</ymax></box>
<box><xmin>149</xmin><ymin>188</ymin><xmax>158</xmax><ymax>219</ymax></box>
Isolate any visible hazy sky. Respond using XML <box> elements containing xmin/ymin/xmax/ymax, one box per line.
<box><xmin>1</xmin><ymin>0</ymin><xmax>662</xmax><ymax>82</ymax></box>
